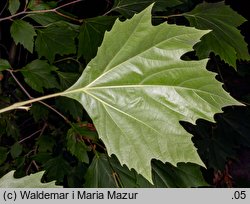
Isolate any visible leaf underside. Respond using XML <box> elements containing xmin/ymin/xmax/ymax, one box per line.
<box><xmin>64</xmin><ymin>5</ymin><xmax>241</xmax><ymax>182</ymax></box>
<box><xmin>0</xmin><ymin>171</ymin><xmax>60</xmax><ymax>188</ymax></box>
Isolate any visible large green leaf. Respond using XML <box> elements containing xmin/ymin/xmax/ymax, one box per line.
<box><xmin>64</xmin><ymin>5</ymin><xmax>241</xmax><ymax>182</ymax></box>
<box><xmin>10</xmin><ymin>20</ymin><xmax>36</xmax><ymax>52</ymax></box>
<box><xmin>0</xmin><ymin>171</ymin><xmax>61</xmax><ymax>188</ymax></box>
<box><xmin>35</xmin><ymin>22</ymin><xmax>78</xmax><ymax>63</ymax></box>
<box><xmin>184</xmin><ymin>2</ymin><xmax>250</xmax><ymax>68</ymax></box>
<box><xmin>109</xmin><ymin>0</ymin><xmax>182</xmax><ymax>18</ymax></box>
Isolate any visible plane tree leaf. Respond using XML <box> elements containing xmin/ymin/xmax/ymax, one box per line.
<box><xmin>10</xmin><ymin>20</ymin><xmax>36</xmax><ymax>52</ymax></box>
<box><xmin>183</xmin><ymin>2</ymin><xmax>250</xmax><ymax>68</ymax></box>
<box><xmin>64</xmin><ymin>5</ymin><xmax>241</xmax><ymax>182</ymax></box>
<box><xmin>0</xmin><ymin>171</ymin><xmax>61</xmax><ymax>188</ymax></box>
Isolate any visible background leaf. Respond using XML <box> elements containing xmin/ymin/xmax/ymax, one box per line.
<box><xmin>152</xmin><ymin>160</ymin><xmax>208</xmax><ymax>187</ymax></box>
<box><xmin>78</xmin><ymin>16</ymin><xmax>117</xmax><ymax>62</ymax></box>
<box><xmin>110</xmin><ymin>0</ymin><xmax>182</xmax><ymax>18</ymax></box>
<box><xmin>28</xmin><ymin>0</ymin><xmax>56</xmax><ymax>11</ymax></box>
<box><xmin>0</xmin><ymin>147</ymin><xmax>8</xmax><ymax>165</ymax></box>
<box><xmin>36</xmin><ymin>134</ymin><xmax>55</xmax><ymax>153</ymax></box>
<box><xmin>0</xmin><ymin>170</ymin><xmax>61</xmax><ymax>188</ymax></box>
<box><xmin>84</xmin><ymin>154</ymin><xmax>118</xmax><ymax>187</ymax></box>
<box><xmin>8</xmin><ymin>0</ymin><xmax>20</xmax><ymax>15</ymax></box>
<box><xmin>56</xmin><ymin>71</ymin><xmax>80</xmax><ymax>91</ymax></box>
<box><xmin>28</xmin><ymin>13</ymin><xmax>67</xmax><ymax>26</ymax></box>
<box><xmin>30</xmin><ymin>103</ymin><xmax>49</xmax><ymax>122</ymax></box>
<box><xmin>84</xmin><ymin>154</ymin><xmax>208</xmax><ymax>187</ymax></box>
<box><xmin>10</xmin><ymin>142</ymin><xmax>22</xmax><ymax>159</ymax></box>
<box><xmin>64</xmin><ymin>5</ymin><xmax>241</xmax><ymax>181</ymax></box>
<box><xmin>0</xmin><ymin>59</ymin><xmax>11</xmax><ymax>71</ymax></box>
<box><xmin>43</xmin><ymin>155</ymin><xmax>71</xmax><ymax>183</ymax></box>
<box><xmin>35</xmin><ymin>22</ymin><xmax>78</xmax><ymax>63</ymax></box>
<box><xmin>55</xmin><ymin>97</ymin><xmax>83</xmax><ymax>120</ymax></box>
<box><xmin>184</xmin><ymin>2</ymin><xmax>250</xmax><ymax>68</ymax></box>
<box><xmin>189</xmin><ymin>107</ymin><xmax>250</xmax><ymax>170</ymax></box>
<box><xmin>67</xmin><ymin>125</ymin><xmax>91</xmax><ymax>163</ymax></box>
<box><xmin>10</xmin><ymin>20</ymin><xmax>36</xmax><ymax>52</ymax></box>
<box><xmin>20</xmin><ymin>59</ymin><xmax>59</xmax><ymax>93</ymax></box>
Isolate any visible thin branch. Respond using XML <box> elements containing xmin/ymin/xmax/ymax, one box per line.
<box><xmin>32</xmin><ymin>160</ymin><xmax>40</xmax><ymax>171</ymax></box>
<box><xmin>56</xmin><ymin>0</ymin><xmax>84</xmax><ymax>10</ymax></box>
<box><xmin>39</xmin><ymin>101</ymin><xmax>70</xmax><ymax>123</ymax></box>
<box><xmin>19</xmin><ymin>122</ymin><xmax>47</xmax><ymax>144</ymax></box>
<box><xmin>8</xmin><ymin>69</ymin><xmax>33</xmax><ymax>98</ymax></box>
<box><xmin>152</xmin><ymin>13</ymin><xmax>184</xmax><ymax>19</ymax></box>
<box><xmin>54</xmin><ymin>10</ymin><xmax>80</xmax><ymax>23</ymax></box>
<box><xmin>7</xmin><ymin>69</ymin><xmax>70</xmax><ymax>123</ymax></box>
<box><xmin>0</xmin><ymin>91</ymin><xmax>64</xmax><ymax>113</ymax></box>
<box><xmin>19</xmin><ymin>129</ymin><xmax>42</xmax><ymax>144</ymax></box>
<box><xmin>0</xmin><ymin>0</ymin><xmax>84</xmax><ymax>22</ymax></box>
<box><xmin>0</xmin><ymin>0</ymin><xmax>8</xmax><ymax>16</ymax></box>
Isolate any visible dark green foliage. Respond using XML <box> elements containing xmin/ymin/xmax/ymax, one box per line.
<box><xmin>0</xmin><ymin>0</ymin><xmax>249</xmax><ymax>187</ymax></box>
<box><xmin>20</xmin><ymin>60</ymin><xmax>59</xmax><ymax>92</ymax></box>
<box><xmin>35</xmin><ymin>22</ymin><xmax>78</xmax><ymax>63</ymax></box>
<box><xmin>10</xmin><ymin>20</ymin><xmax>36</xmax><ymax>52</ymax></box>
<box><xmin>78</xmin><ymin>16</ymin><xmax>117</xmax><ymax>62</ymax></box>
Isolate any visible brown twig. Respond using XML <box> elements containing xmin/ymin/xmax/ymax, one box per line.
<box><xmin>19</xmin><ymin>128</ymin><xmax>43</xmax><ymax>144</ymax></box>
<box><xmin>0</xmin><ymin>0</ymin><xmax>83</xmax><ymax>22</ymax></box>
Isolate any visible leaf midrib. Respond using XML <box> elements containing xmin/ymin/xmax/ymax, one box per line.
<box><xmin>66</xmin><ymin>84</ymin><xmax>231</xmax><ymax>104</ymax></box>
